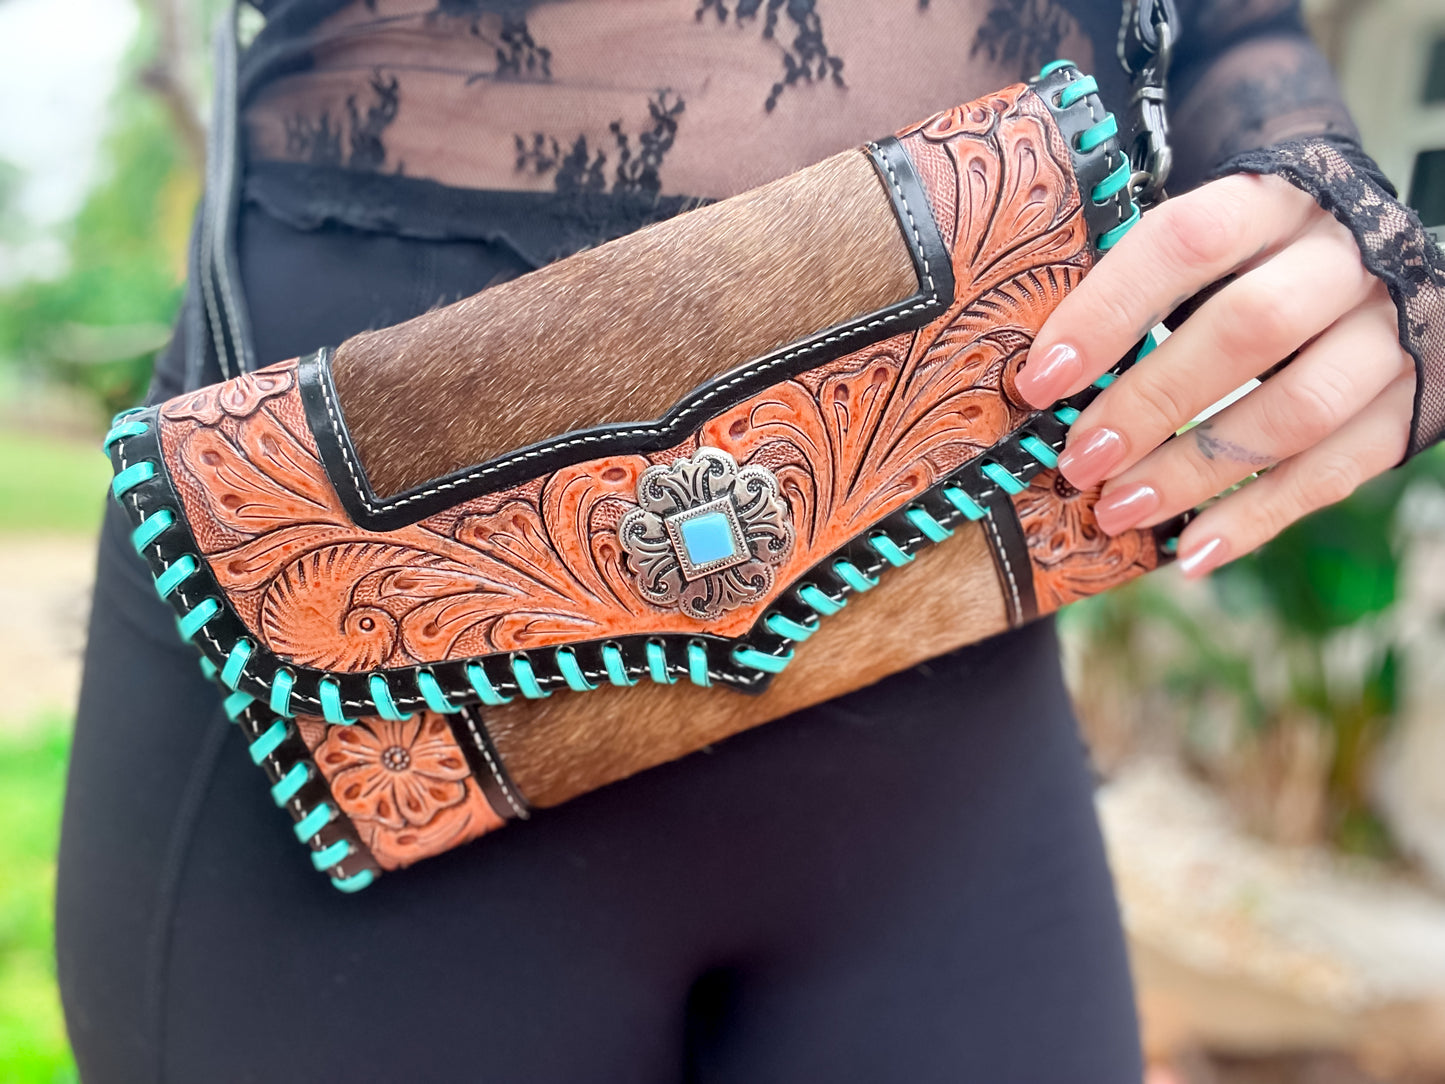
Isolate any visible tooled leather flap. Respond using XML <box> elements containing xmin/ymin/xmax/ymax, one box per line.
<box><xmin>107</xmin><ymin>64</ymin><xmax>1161</xmax><ymax>726</ymax></box>
<box><xmin>303</xmin><ymin>136</ymin><xmax>955</xmax><ymax>531</ymax></box>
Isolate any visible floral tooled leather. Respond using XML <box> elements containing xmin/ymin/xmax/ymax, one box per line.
<box><xmin>296</xmin><ymin>712</ymin><xmax>505</xmax><ymax>870</ymax></box>
<box><xmin>1013</xmin><ymin>469</ymin><xmax>1160</xmax><ymax>613</ymax></box>
<box><xmin>154</xmin><ymin>81</ymin><xmax>1091</xmax><ymax>674</ymax></box>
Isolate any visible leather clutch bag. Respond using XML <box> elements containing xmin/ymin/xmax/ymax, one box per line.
<box><xmin>106</xmin><ymin>61</ymin><xmax>1178</xmax><ymax>891</ymax></box>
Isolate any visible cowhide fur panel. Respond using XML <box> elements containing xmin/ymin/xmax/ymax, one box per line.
<box><xmin>329</xmin><ymin>148</ymin><xmax>919</xmax><ymax>497</ymax></box>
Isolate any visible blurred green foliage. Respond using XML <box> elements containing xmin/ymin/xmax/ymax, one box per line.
<box><xmin>1209</xmin><ymin>455</ymin><xmax>1438</xmax><ymax>854</ymax></box>
<box><xmin>1068</xmin><ymin>447</ymin><xmax>1445</xmax><ymax>855</ymax></box>
<box><xmin>0</xmin><ymin>425</ymin><xmax>108</xmax><ymax>1081</ymax></box>
<box><xmin>0</xmin><ymin>424</ymin><xmax>111</xmax><ymax>1081</ymax></box>
<box><xmin>0</xmin><ymin>37</ymin><xmax>194</xmax><ymax>418</ymax></box>
<box><xmin>0</xmin><ymin>9</ymin><xmax>200</xmax><ymax>1079</ymax></box>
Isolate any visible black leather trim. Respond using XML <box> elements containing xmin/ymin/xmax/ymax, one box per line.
<box><xmin>447</xmin><ymin>706</ymin><xmax>531</xmax><ymax>822</ymax></box>
<box><xmin>867</xmin><ymin>137</ymin><xmax>955</xmax><ymax>316</ymax></box>
<box><xmin>980</xmin><ymin>490</ymin><xmax>1038</xmax><ymax>627</ymax></box>
<box><xmin>232</xmin><ymin>700</ymin><xmax>382</xmax><ymax>884</ymax></box>
<box><xmin>301</xmin><ymin>137</ymin><xmax>954</xmax><ymax>531</ymax></box>
<box><xmin>1031</xmin><ymin>65</ymin><xmax>1135</xmax><ymax>258</ymax></box>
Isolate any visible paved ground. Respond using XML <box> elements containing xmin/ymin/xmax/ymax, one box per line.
<box><xmin>0</xmin><ymin>534</ymin><xmax>96</xmax><ymax>731</ymax></box>
<box><xmin>1103</xmin><ymin>759</ymin><xmax>1445</xmax><ymax>1077</ymax></box>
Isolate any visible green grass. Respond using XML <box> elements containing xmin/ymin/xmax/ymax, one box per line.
<box><xmin>0</xmin><ymin>430</ymin><xmax>110</xmax><ymax>536</ymax></box>
<box><xmin>0</xmin><ymin>715</ymin><xmax>76</xmax><ymax>1083</ymax></box>
<box><xmin>0</xmin><ymin>428</ymin><xmax>90</xmax><ymax>1078</ymax></box>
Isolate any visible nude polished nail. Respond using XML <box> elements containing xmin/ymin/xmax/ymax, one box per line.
<box><xmin>1058</xmin><ymin>428</ymin><xmax>1126</xmax><ymax>489</ymax></box>
<box><xmin>1015</xmin><ymin>343</ymin><xmax>1082</xmax><ymax>406</ymax></box>
<box><xmin>1178</xmin><ymin>537</ymin><xmax>1227</xmax><ymax>578</ymax></box>
<box><xmin>1094</xmin><ymin>483</ymin><xmax>1159</xmax><ymax>535</ymax></box>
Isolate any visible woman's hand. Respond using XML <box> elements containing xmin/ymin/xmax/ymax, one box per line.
<box><xmin>1016</xmin><ymin>173</ymin><xmax>1416</xmax><ymax>578</ymax></box>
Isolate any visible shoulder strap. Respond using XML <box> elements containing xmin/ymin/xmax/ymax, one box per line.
<box><xmin>1117</xmin><ymin>0</ymin><xmax>1178</xmax><ymax>206</ymax></box>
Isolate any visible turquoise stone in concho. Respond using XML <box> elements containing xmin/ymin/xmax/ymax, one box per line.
<box><xmin>618</xmin><ymin>447</ymin><xmax>794</xmax><ymax>620</ymax></box>
<box><xmin>678</xmin><ymin>510</ymin><xmax>740</xmax><ymax>568</ymax></box>
<box><xmin>664</xmin><ymin>495</ymin><xmax>750</xmax><ymax>580</ymax></box>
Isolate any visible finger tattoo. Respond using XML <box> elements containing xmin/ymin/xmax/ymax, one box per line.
<box><xmin>1193</xmin><ymin>422</ymin><xmax>1276</xmax><ymax>467</ymax></box>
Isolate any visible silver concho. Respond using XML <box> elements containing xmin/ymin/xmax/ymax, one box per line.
<box><xmin>618</xmin><ymin>447</ymin><xmax>794</xmax><ymax>621</ymax></box>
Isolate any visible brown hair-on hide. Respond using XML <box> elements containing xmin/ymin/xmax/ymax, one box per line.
<box><xmin>484</xmin><ymin>523</ymin><xmax>1008</xmax><ymax>808</ymax></box>
<box><xmin>330</xmin><ymin>148</ymin><xmax>919</xmax><ymax>497</ymax></box>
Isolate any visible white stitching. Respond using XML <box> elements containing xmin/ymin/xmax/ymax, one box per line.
<box><xmin>870</xmin><ymin>141</ymin><xmax>936</xmax><ymax>296</ymax></box>
<box><xmin>317</xmin><ymin>141</ymin><xmax>942</xmax><ymax>513</ymax></box>
<box><xmin>459</xmin><ymin>707</ymin><xmax>528</xmax><ymax>819</ymax></box>
<box><xmin>125</xmin><ymin>380</ymin><xmax>1065</xmax><ymax>708</ymax></box>
<box><xmin>118</xmin><ymin>442</ymin><xmax>226</xmax><ymax>661</ymax></box>
<box><xmin>232</xmin><ymin>705</ymin><xmax>363</xmax><ymax>872</ymax></box>
<box><xmin>1085</xmin><ymin>71</ymin><xmax>1126</xmax><ymax>234</ymax></box>
<box><xmin>121</xmin><ymin>435</ymin><xmax>385</xmax><ymax>711</ymax></box>
<box><xmin>121</xmin><ymin>438</ymin><xmax>274</xmax><ymax>690</ymax></box>
<box><xmin>122</xmin><ymin>398</ymin><xmax>1059</xmax><ymax>702</ymax></box>
<box><xmin>983</xmin><ymin>510</ymin><xmax>1024</xmax><ymax>625</ymax></box>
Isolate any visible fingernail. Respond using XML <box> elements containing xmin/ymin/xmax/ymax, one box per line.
<box><xmin>1058</xmin><ymin>427</ymin><xmax>1127</xmax><ymax>489</ymax></box>
<box><xmin>1178</xmin><ymin>537</ymin><xmax>1227</xmax><ymax>578</ymax></box>
<box><xmin>1094</xmin><ymin>483</ymin><xmax>1160</xmax><ymax>535</ymax></box>
<box><xmin>1016</xmin><ymin>343</ymin><xmax>1082</xmax><ymax>406</ymax></box>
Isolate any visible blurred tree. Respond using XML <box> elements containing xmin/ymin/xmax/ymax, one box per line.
<box><xmin>0</xmin><ymin>3</ymin><xmax>201</xmax><ymax>419</ymax></box>
<box><xmin>136</xmin><ymin>0</ymin><xmax>208</xmax><ymax>168</ymax></box>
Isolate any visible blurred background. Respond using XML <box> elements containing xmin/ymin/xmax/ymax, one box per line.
<box><xmin>1</xmin><ymin>0</ymin><xmax>1444</xmax><ymax>1081</ymax></box>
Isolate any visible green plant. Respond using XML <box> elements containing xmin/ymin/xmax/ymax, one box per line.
<box><xmin>1066</xmin><ymin>448</ymin><xmax>1445</xmax><ymax>855</ymax></box>
<box><xmin>1213</xmin><ymin>462</ymin><xmax>1416</xmax><ymax>851</ymax></box>
<box><xmin>0</xmin><ymin>715</ymin><xmax>77</xmax><ymax>1083</ymax></box>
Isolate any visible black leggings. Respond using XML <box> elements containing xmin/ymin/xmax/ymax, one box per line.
<box><xmin>56</xmin><ymin>203</ymin><xmax>1142</xmax><ymax>1083</ymax></box>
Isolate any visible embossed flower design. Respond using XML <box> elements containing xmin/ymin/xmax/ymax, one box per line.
<box><xmin>316</xmin><ymin>714</ymin><xmax>471</xmax><ymax>830</ymax></box>
<box><xmin>619</xmin><ymin>447</ymin><xmax>793</xmax><ymax>620</ymax></box>
<box><xmin>1014</xmin><ymin>469</ymin><xmax>1157</xmax><ymax>612</ymax></box>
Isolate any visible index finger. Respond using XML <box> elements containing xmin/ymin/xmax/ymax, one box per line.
<box><xmin>1015</xmin><ymin>173</ymin><xmax>1320</xmax><ymax>408</ymax></box>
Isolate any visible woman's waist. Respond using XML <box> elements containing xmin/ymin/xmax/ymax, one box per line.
<box><xmin>240</xmin><ymin>0</ymin><xmax>1077</xmax><ymax>203</ymax></box>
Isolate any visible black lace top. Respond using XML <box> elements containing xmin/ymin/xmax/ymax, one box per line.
<box><xmin>236</xmin><ymin>0</ymin><xmax>1445</xmax><ymax>454</ymax></box>
<box><xmin>238</xmin><ymin>0</ymin><xmax>1356</xmax><ymax>202</ymax></box>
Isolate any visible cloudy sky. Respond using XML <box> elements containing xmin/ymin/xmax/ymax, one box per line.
<box><xmin>0</xmin><ymin>0</ymin><xmax>137</xmax><ymax>279</ymax></box>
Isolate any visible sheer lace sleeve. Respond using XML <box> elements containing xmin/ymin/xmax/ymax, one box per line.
<box><xmin>1212</xmin><ymin>137</ymin><xmax>1445</xmax><ymax>456</ymax></box>
<box><xmin>1165</xmin><ymin>0</ymin><xmax>1445</xmax><ymax>456</ymax></box>
<box><xmin>1166</xmin><ymin>0</ymin><xmax>1356</xmax><ymax>189</ymax></box>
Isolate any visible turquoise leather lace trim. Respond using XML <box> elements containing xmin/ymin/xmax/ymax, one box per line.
<box><xmin>270</xmin><ymin>668</ymin><xmax>296</xmax><ymax>717</ymax></box>
<box><xmin>552</xmin><ymin>648</ymin><xmax>593</xmax><ymax>691</ymax></box>
<box><xmin>417</xmin><ymin>668</ymin><xmax>460</xmax><ymax>712</ymax></box>
<box><xmin>687</xmin><ymin>641</ymin><xmax>711</xmax><ymax>687</ymax></box>
<box><xmin>318</xmin><ymin>677</ymin><xmax>356</xmax><ymax>725</ymax></box>
<box><xmin>368</xmin><ymin>673</ymin><xmax>411</xmax><ymax>720</ymax></box>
